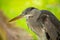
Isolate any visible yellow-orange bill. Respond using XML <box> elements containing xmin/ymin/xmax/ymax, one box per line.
<box><xmin>9</xmin><ymin>15</ymin><xmax>23</xmax><ymax>22</ymax></box>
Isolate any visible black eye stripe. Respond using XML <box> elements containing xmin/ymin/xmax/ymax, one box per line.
<box><xmin>23</xmin><ymin>7</ymin><xmax>36</xmax><ymax>15</ymax></box>
<box><xmin>26</xmin><ymin>7</ymin><xmax>35</xmax><ymax>12</ymax></box>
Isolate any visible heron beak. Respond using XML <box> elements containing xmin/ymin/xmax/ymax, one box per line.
<box><xmin>9</xmin><ymin>14</ymin><xmax>24</xmax><ymax>22</ymax></box>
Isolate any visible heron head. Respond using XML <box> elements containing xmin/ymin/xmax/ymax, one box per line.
<box><xmin>9</xmin><ymin>7</ymin><xmax>37</xmax><ymax>22</ymax></box>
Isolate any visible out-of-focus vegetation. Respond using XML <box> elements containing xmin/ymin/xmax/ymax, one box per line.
<box><xmin>0</xmin><ymin>10</ymin><xmax>35</xmax><ymax>40</ymax></box>
<box><xmin>0</xmin><ymin>0</ymin><xmax>60</xmax><ymax>40</ymax></box>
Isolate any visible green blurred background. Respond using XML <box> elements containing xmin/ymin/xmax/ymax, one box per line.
<box><xmin>0</xmin><ymin>0</ymin><xmax>60</xmax><ymax>40</ymax></box>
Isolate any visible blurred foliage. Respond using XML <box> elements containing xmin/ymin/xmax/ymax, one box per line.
<box><xmin>0</xmin><ymin>0</ymin><xmax>60</xmax><ymax>40</ymax></box>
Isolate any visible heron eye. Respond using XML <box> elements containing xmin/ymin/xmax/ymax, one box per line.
<box><xmin>29</xmin><ymin>16</ymin><xmax>33</xmax><ymax>18</ymax></box>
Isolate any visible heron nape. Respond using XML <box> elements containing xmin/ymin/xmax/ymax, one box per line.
<box><xmin>9</xmin><ymin>7</ymin><xmax>60</xmax><ymax>40</ymax></box>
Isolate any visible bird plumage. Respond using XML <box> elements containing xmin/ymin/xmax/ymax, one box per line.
<box><xmin>9</xmin><ymin>7</ymin><xmax>60</xmax><ymax>40</ymax></box>
<box><xmin>25</xmin><ymin>8</ymin><xmax>60</xmax><ymax>40</ymax></box>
